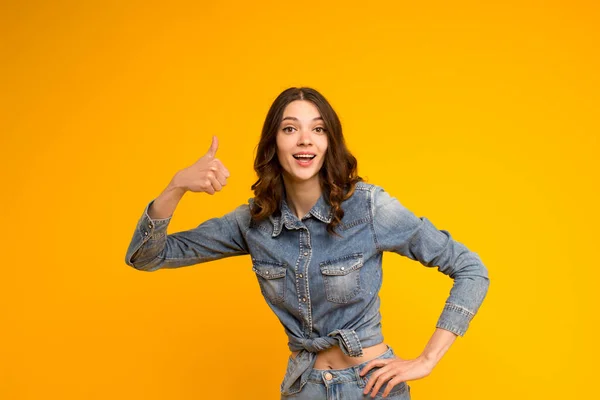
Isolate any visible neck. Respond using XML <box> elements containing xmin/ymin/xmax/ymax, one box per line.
<box><xmin>282</xmin><ymin>175</ymin><xmax>322</xmax><ymax>220</ymax></box>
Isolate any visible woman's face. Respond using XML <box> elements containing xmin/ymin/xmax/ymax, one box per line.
<box><xmin>276</xmin><ymin>100</ymin><xmax>329</xmax><ymax>186</ymax></box>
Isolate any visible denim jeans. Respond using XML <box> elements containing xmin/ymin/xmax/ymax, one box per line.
<box><xmin>280</xmin><ymin>345</ymin><xmax>411</xmax><ymax>400</ymax></box>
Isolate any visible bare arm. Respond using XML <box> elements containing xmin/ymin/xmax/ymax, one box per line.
<box><xmin>361</xmin><ymin>185</ymin><xmax>489</xmax><ymax>398</ymax></box>
<box><xmin>124</xmin><ymin>135</ymin><xmax>241</xmax><ymax>271</ymax></box>
<box><xmin>147</xmin><ymin>181</ymin><xmax>187</xmax><ymax>220</ymax></box>
<box><xmin>418</xmin><ymin>327</ymin><xmax>458</xmax><ymax>368</ymax></box>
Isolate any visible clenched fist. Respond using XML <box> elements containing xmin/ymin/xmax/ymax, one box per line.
<box><xmin>173</xmin><ymin>136</ymin><xmax>231</xmax><ymax>195</ymax></box>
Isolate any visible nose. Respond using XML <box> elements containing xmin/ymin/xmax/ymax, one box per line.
<box><xmin>297</xmin><ymin>129</ymin><xmax>312</xmax><ymax>146</ymax></box>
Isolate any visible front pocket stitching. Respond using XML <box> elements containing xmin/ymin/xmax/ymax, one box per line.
<box><xmin>319</xmin><ymin>258</ymin><xmax>363</xmax><ymax>276</ymax></box>
<box><xmin>253</xmin><ymin>260</ymin><xmax>286</xmax><ymax>304</ymax></box>
<box><xmin>322</xmin><ymin>271</ymin><xmax>361</xmax><ymax>303</ymax></box>
<box><xmin>319</xmin><ymin>252</ymin><xmax>363</xmax><ymax>267</ymax></box>
<box><xmin>319</xmin><ymin>253</ymin><xmax>364</xmax><ymax>304</ymax></box>
<box><xmin>253</xmin><ymin>266</ymin><xmax>286</xmax><ymax>279</ymax></box>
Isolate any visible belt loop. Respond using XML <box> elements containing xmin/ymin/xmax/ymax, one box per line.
<box><xmin>353</xmin><ymin>365</ymin><xmax>366</xmax><ymax>388</ymax></box>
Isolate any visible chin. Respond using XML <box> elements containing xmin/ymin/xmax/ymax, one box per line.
<box><xmin>284</xmin><ymin>171</ymin><xmax>319</xmax><ymax>183</ymax></box>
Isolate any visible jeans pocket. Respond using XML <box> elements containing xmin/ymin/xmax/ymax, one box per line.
<box><xmin>361</xmin><ymin>368</ymin><xmax>410</xmax><ymax>399</ymax></box>
<box><xmin>253</xmin><ymin>261</ymin><xmax>287</xmax><ymax>304</ymax></box>
<box><xmin>319</xmin><ymin>253</ymin><xmax>364</xmax><ymax>303</ymax></box>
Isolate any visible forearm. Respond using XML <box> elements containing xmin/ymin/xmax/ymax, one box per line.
<box><xmin>418</xmin><ymin>327</ymin><xmax>457</xmax><ymax>368</ymax></box>
<box><xmin>148</xmin><ymin>178</ymin><xmax>187</xmax><ymax>220</ymax></box>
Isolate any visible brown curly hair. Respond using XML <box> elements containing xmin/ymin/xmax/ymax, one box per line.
<box><xmin>250</xmin><ymin>87</ymin><xmax>363</xmax><ymax>236</ymax></box>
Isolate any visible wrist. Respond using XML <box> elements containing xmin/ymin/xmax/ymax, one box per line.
<box><xmin>167</xmin><ymin>174</ymin><xmax>188</xmax><ymax>195</ymax></box>
<box><xmin>417</xmin><ymin>352</ymin><xmax>438</xmax><ymax>370</ymax></box>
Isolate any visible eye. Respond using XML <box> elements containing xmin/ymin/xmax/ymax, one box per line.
<box><xmin>315</xmin><ymin>127</ymin><xmax>327</xmax><ymax>133</ymax></box>
<box><xmin>282</xmin><ymin>126</ymin><xmax>295</xmax><ymax>133</ymax></box>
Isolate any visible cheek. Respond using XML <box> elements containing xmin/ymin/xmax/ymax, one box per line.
<box><xmin>319</xmin><ymin>143</ymin><xmax>328</xmax><ymax>167</ymax></box>
<box><xmin>276</xmin><ymin>150</ymin><xmax>286</xmax><ymax>166</ymax></box>
<box><xmin>276</xmin><ymin>136</ymin><xmax>292</xmax><ymax>155</ymax></box>
<box><xmin>319</xmin><ymin>141</ymin><xmax>327</xmax><ymax>156</ymax></box>
<box><xmin>275</xmin><ymin>137</ymin><xmax>286</xmax><ymax>160</ymax></box>
<box><xmin>320</xmin><ymin>136</ymin><xmax>329</xmax><ymax>152</ymax></box>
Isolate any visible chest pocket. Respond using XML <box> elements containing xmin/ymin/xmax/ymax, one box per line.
<box><xmin>319</xmin><ymin>253</ymin><xmax>364</xmax><ymax>303</ymax></box>
<box><xmin>253</xmin><ymin>261</ymin><xmax>287</xmax><ymax>304</ymax></box>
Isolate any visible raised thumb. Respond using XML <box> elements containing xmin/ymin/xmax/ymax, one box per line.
<box><xmin>206</xmin><ymin>135</ymin><xmax>219</xmax><ymax>158</ymax></box>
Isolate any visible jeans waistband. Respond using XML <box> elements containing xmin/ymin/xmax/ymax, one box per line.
<box><xmin>281</xmin><ymin>328</ymin><xmax>385</xmax><ymax>395</ymax></box>
<box><xmin>306</xmin><ymin>345</ymin><xmax>395</xmax><ymax>384</ymax></box>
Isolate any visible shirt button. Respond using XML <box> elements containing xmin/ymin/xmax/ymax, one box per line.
<box><xmin>143</xmin><ymin>231</ymin><xmax>148</xmax><ymax>236</ymax></box>
<box><xmin>301</xmin><ymin>297</ymin><xmax>306</xmax><ymax>302</ymax></box>
<box><xmin>324</xmin><ymin>372</ymin><xmax>333</xmax><ymax>381</ymax></box>
<box><xmin>148</xmin><ymin>223</ymin><xmax>152</xmax><ymax>228</ymax></box>
<box><xmin>340</xmin><ymin>267</ymin><xmax>345</xmax><ymax>271</ymax></box>
<box><xmin>265</xmin><ymin>271</ymin><xmax>269</xmax><ymax>275</ymax></box>
<box><xmin>303</xmin><ymin>252</ymin><xmax>308</xmax><ymax>256</ymax></box>
<box><xmin>298</xmin><ymin>273</ymin><xmax>303</xmax><ymax>278</ymax></box>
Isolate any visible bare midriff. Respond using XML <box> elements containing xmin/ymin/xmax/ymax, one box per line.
<box><xmin>291</xmin><ymin>342</ymin><xmax>389</xmax><ymax>370</ymax></box>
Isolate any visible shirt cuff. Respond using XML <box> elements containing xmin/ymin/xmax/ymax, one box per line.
<box><xmin>435</xmin><ymin>302</ymin><xmax>475</xmax><ymax>337</ymax></box>
<box><xmin>139</xmin><ymin>199</ymin><xmax>172</xmax><ymax>238</ymax></box>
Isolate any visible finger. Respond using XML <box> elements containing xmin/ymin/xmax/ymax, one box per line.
<box><xmin>206</xmin><ymin>135</ymin><xmax>219</xmax><ymax>159</ymax></box>
<box><xmin>369</xmin><ymin>370</ymin><xmax>395</xmax><ymax>398</ymax></box>
<box><xmin>360</xmin><ymin>359</ymin><xmax>389</xmax><ymax>376</ymax></box>
<box><xmin>363</xmin><ymin>361</ymin><xmax>393</xmax><ymax>394</ymax></box>
<box><xmin>210</xmin><ymin>166</ymin><xmax>228</xmax><ymax>186</ymax></box>
<box><xmin>209</xmin><ymin>165</ymin><xmax>227</xmax><ymax>186</ymax></box>
<box><xmin>381</xmin><ymin>377</ymin><xmax>404</xmax><ymax>398</ymax></box>
<box><xmin>213</xmin><ymin>158</ymin><xmax>230</xmax><ymax>177</ymax></box>
<box><xmin>211</xmin><ymin>159</ymin><xmax>230</xmax><ymax>179</ymax></box>
<box><xmin>207</xmin><ymin>173</ymin><xmax>223</xmax><ymax>192</ymax></box>
<box><xmin>203</xmin><ymin>178</ymin><xmax>215</xmax><ymax>195</ymax></box>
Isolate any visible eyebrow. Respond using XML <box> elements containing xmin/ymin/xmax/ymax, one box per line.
<box><xmin>281</xmin><ymin>116</ymin><xmax>323</xmax><ymax>122</ymax></box>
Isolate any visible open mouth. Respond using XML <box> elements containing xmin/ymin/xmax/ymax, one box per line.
<box><xmin>293</xmin><ymin>154</ymin><xmax>316</xmax><ymax>160</ymax></box>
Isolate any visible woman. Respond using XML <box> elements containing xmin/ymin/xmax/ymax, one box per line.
<box><xmin>125</xmin><ymin>87</ymin><xmax>490</xmax><ymax>399</ymax></box>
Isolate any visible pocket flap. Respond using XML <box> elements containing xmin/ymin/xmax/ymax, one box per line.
<box><xmin>319</xmin><ymin>253</ymin><xmax>364</xmax><ymax>276</ymax></box>
<box><xmin>253</xmin><ymin>264</ymin><xmax>286</xmax><ymax>279</ymax></box>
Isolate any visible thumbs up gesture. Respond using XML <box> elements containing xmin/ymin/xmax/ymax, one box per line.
<box><xmin>174</xmin><ymin>136</ymin><xmax>231</xmax><ymax>195</ymax></box>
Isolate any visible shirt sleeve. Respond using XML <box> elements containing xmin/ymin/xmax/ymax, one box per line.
<box><xmin>371</xmin><ymin>185</ymin><xmax>490</xmax><ymax>336</ymax></box>
<box><xmin>124</xmin><ymin>199</ymin><xmax>251</xmax><ymax>272</ymax></box>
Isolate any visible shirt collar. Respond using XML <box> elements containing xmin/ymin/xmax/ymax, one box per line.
<box><xmin>269</xmin><ymin>192</ymin><xmax>333</xmax><ymax>237</ymax></box>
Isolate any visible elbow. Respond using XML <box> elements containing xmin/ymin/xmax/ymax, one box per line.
<box><xmin>127</xmin><ymin>261</ymin><xmax>160</xmax><ymax>272</ymax></box>
<box><xmin>450</xmin><ymin>254</ymin><xmax>489</xmax><ymax>282</ymax></box>
<box><xmin>474</xmin><ymin>263</ymin><xmax>490</xmax><ymax>305</ymax></box>
<box><xmin>473</xmin><ymin>259</ymin><xmax>490</xmax><ymax>291</ymax></box>
<box><xmin>124</xmin><ymin>253</ymin><xmax>161</xmax><ymax>272</ymax></box>
<box><xmin>479</xmin><ymin>261</ymin><xmax>491</xmax><ymax>289</ymax></box>
<box><xmin>479</xmin><ymin>273</ymin><xmax>490</xmax><ymax>301</ymax></box>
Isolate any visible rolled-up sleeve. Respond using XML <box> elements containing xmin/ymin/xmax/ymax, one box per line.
<box><xmin>371</xmin><ymin>186</ymin><xmax>490</xmax><ymax>336</ymax></box>
<box><xmin>124</xmin><ymin>199</ymin><xmax>251</xmax><ymax>272</ymax></box>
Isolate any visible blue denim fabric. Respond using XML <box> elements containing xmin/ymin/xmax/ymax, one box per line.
<box><xmin>124</xmin><ymin>181</ymin><xmax>490</xmax><ymax>396</ymax></box>
<box><xmin>281</xmin><ymin>345</ymin><xmax>410</xmax><ymax>399</ymax></box>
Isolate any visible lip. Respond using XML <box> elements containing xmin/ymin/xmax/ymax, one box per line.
<box><xmin>293</xmin><ymin>154</ymin><xmax>316</xmax><ymax>167</ymax></box>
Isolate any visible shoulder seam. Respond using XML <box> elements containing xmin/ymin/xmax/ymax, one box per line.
<box><xmin>355</xmin><ymin>181</ymin><xmax>377</xmax><ymax>191</ymax></box>
<box><xmin>366</xmin><ymin>183</ymin><xmax>382</xmax><ymax>252</ymax></box>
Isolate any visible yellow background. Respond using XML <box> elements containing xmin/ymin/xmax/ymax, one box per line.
<box><xmin>2</xmin><ymin>0</ymin><xmax>598</xmax><ymax>399</ymax></box>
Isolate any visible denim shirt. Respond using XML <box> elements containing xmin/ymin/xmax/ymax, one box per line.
<box><xmin>124</xmin><ymin>181</ymin><xmax>490</xmax><ymax>395</ymax></box>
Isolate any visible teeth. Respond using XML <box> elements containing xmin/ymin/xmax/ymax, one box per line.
<box><xmin>294</xmin><ymin>154</ymin><xmax>315</xmax><ymax>159</ymax></box>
